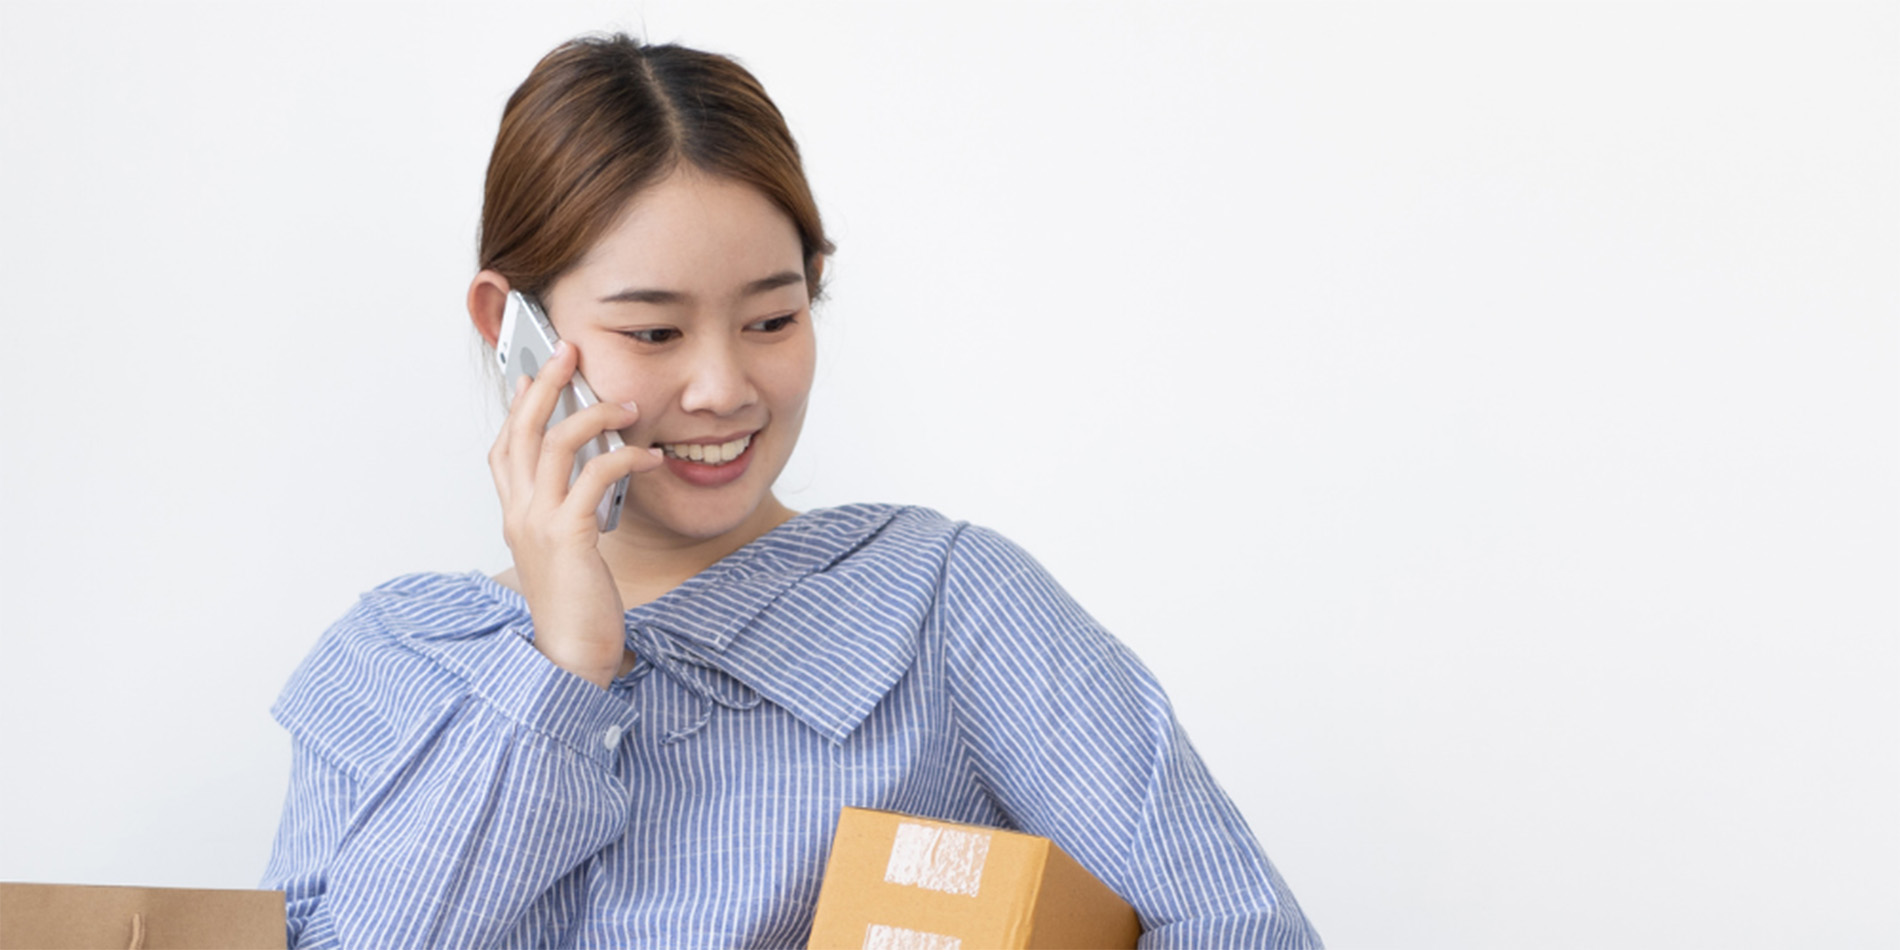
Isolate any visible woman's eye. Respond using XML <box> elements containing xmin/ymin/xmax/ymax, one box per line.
<box><xmin>747</xmin><ymin>314</ymin><xmax>797</xmax><ymax>333</ymax></box>
<box><xmin>620</xmin><ymin>328</ymin><xmax>681</xmax><ymax>344</ymax></box>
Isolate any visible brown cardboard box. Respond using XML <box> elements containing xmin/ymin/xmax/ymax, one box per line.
<box><xmin>0</xmin><ymin>883</ymin><xmax>285</xmax><ymax>950</ymax></box>
<box><xmin>808</xmin><ymin>807</ymin><xmax>1140</xmax><ymax>950</ymax></box>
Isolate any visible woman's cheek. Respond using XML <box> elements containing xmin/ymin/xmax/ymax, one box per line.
<box><xmin>774</xmin><ymin>335</ymin><xmax>818</xmax><ymax>401</ymax></box>
<box><xmin>588</xmin><ymin>360</ymin><xmax>667</xmax><ymax>423</ymax></box>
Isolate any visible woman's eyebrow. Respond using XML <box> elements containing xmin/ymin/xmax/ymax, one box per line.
<box><xmin>599</xmin><ymin>270</ymin><xmax>804</xmax><ymax>305</ymax></box>
<box><xmin>599</xmin><ymin>286</ymin><xmax>683</xmax><ymax>305</ymax></box>
<box><xmin>741</xmin><ymin>270</ymin><xmax>806</xmax><ymax>296</ymax></box>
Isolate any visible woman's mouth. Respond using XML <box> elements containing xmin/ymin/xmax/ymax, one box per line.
<box><xmin>653</xmin><ymin>432</ymin><xmax>758</xmax><ymax>488</ymax></box>
<box><xmin>656</xmin><ymin>433</ymin><xmax>751</xmax><ymax>465</ymax></box>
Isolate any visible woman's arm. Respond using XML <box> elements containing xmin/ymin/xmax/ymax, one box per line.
<box><xmin>938</xmin><ymin>526</ymin><xmax>1322</xmax><ymax>949</ymax></box>
<box><xmin>263</xmin><ymin>609</ymin><xmax>639</xmax><ymax>948</ymax></box>
<box><xmin>262</xmin><ymin>287</ymin><xmax>664</xmax><ymax>947</ymax></box>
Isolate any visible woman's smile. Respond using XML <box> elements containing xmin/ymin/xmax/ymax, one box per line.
<box><xmin>655</xmin><ymin>432</ymin><xmax>754</xmax><ymax>464</ymax></box>
<box><xmin>653</xmin><ymin>430</ymin><xmax>760</xmax><ymax>488</ymax></box>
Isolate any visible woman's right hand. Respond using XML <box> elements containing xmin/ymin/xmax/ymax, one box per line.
<box><xmin>488</xmin><ymin>339</ymin><xmax>666</xmax><ymax>688</ymax></box>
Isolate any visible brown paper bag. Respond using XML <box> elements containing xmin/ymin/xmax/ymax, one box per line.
<box><xmin>0</xmin><ymin>883</ymin><xmax>284</xmax><ymax>950</ymax></box>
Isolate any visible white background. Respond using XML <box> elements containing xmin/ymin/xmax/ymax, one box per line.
<box><xmin>1</xmin><ymin>3</ymin><xmax>1894</xmax><ymax>948</ymax></box>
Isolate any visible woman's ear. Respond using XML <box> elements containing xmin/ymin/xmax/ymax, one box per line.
<box><xmin>468</xmin><ymin>270</ymin><xmax>513</xmax><ymax>347</ymax></box>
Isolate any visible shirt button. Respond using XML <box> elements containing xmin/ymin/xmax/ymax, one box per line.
<box><xmin>603</xmin><ymin>725</ymin><xmax>624</xmax><ymax>750</ymax></box>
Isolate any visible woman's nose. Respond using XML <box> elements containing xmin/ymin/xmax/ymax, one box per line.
<box><xmin>677</xmin><ymin>340</ymin><xmax>756</xmax><ymax>416</ymax></box>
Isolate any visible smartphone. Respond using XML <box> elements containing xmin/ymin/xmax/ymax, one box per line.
<box><xmin>495</xmin><ymin>290</ymin><xmax>629</xmax><ymax>533</ymax></box>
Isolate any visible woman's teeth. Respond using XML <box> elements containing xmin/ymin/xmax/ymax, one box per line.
<box><xmin>660</xmin><ymin>434</ymin><xmax>752</xmax><ymax>464</ymax></box>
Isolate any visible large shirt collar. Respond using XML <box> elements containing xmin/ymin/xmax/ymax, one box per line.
<box><xmin>474</xmin><ymin>504</ymin><xmax>957</xmax><ymax>745</ymax></box>
<box><xmin>625</xmin><ymin>503</ymin><xmax>904</xmax><ymax>651</ymax></box>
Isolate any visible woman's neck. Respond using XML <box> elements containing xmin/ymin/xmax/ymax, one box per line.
<box><xmin>596</xmin><ymin>497</ymin><xmax>800</xmax><ymax>609</ymax></box>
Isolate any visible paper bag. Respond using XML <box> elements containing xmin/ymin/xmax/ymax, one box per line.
<box><xmin>0</xmin><ymin>882</ymin><xmax>285</xmax><ymax>950</ymax></box>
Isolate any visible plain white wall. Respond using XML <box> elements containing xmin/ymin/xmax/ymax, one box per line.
<box><xmin>1</xmin><ymin>3</ymin><xmax>1893</xmax><ymax>947</ymax></box>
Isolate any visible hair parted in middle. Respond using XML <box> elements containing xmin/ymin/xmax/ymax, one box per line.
<box><xmin>478</xmin><ymin>34</ymin><xmax>834</xmax><ymax>304</ymax></box>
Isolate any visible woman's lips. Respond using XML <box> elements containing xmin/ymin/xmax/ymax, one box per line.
<box><xmin>658</xmin><ymin>431</ymin><xmax>757</xmax><ymax>488</ymax></box>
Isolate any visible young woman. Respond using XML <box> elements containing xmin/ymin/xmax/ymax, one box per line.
<box><xmin>263</xmin><ymin>34</ymin><xmax>1320</xmax><ymax>949</ymax></box>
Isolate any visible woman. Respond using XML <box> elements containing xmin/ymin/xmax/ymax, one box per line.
<box><xmin>263</xmin><ymin>34</ymin><xmax>1319</xmax><ymax>948</ymax></box>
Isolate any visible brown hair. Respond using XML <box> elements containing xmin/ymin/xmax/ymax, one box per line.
<box><xmin>478</xmin><ymin>35</ymin><xmax>833</xmax><ymax>300</ymax></box>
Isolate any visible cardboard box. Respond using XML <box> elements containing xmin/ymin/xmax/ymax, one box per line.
<box><xmin>0</xmin><ymin>882</ymin><xmax>285</xmax><ymax>950</ymax></box>
<box><xmin>808</xmin><ymin>807</ymin><xmax>1140</xmax><ymax>950</ymax></box>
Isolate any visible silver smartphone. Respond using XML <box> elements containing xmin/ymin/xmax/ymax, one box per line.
<box><xmin>495</xmin><ymin>290</ymin><xmax>629</xmax><ymax>533</ymax></box>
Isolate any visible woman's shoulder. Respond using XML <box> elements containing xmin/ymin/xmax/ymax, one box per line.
<box><xmin>745</xmin><ymin>503</ymin><xmax>1055</xmax><ymax>645</ymax></box>
<box><xmin>883</xmin><ymin>511</ymin><xmax>1133</xmax><ymax>664</ymax></box>
<box><xmin>270</xmin><ymin>570</ymin><xmax>528</xmax><ymax>767</ymax></box>
<box><xmin>786</xmin><ymin>502</ymin><xmax>1052</xmax><ymax>584</ymax></box>
<box><xmin>784</xmin><ymin>503</ymin><xmax>1033</xmax><ymax>590</ymax></box>
<box><xmin>356</xmin><ymin>569</ymin><xmax>526</xmax><ymax>629</ymax></box>
<box><xmin>799</xmin><ymin>504</ymin><xmax>1084</xmax><ymax>631</ymax></box>
<box><xmin>779</xmin><ymin>502</ymin><xmax>959</xmax><ymax>545</ymax></box>
<box><xmin>296</xmin><ymin>570</ymin><xmax>528</xmax><ymax>660</ymax></box>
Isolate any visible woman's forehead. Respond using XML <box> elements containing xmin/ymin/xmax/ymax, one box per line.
<box><xmin>571</xmin><ymin>172</ymin><xmax>804</xmax><ymax>296</ymax></box>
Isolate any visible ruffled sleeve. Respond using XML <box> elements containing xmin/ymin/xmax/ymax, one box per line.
<box><xmin>263</xmin><ymin>573</ymin><xmax>641</xmax><ymax>948</ymax></box>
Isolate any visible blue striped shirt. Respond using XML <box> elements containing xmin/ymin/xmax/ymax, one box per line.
<box><xmin>262</xmin><ymin>504</ymin><xmax>1320</xmax><ymax>948</ymax></box>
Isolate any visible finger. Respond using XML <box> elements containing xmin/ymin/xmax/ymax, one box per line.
<box><xmin>487</xmin><ymin>374</ymin><xmax>534</xmax><ymax>503</ymax></box>
<box><xmin>531</xmin><ymin>400</ymin><xmax>644</xmax><ymax>508</ymax></box>
<box><xmin>505</xmin><ymin>340</ymin><xmax>581</xmax><ymax>498</ymax></box>
<box><xmin>563</xmin><ymin>443</ymin><xmax>668</xmax><ymax>522</ymax></box>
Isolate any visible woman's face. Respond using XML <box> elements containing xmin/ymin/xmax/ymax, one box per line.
<box><xmin>537</xmin><ymin>169</ymin><xmax>816</xmax><ymax>548</ymax></box>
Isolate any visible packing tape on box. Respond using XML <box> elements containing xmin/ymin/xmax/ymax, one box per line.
<box><xmin>883</xmin><ymin>822</ymin><xmax>992</xmax><ymax>898</ymax></box>
<box><xmin>863</xmin><ymin>923</ymin><xmax>963</xmax><ymax>950</ymax></box>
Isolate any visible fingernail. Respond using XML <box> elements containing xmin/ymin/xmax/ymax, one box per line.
<box><xmin>646</xmin><ymin>447</ymin><xmax>666</xmax><ymax>459</ymax></box>
<box><xmin>554</xmin><ymin>340</ymin><xmax>569</xmax><ymax>356</ymax></box>
<box><xmin>619</xmin><ymin>401</ymin><xmax>639</xmax><ymax>413</ymax></box>
<box><xmin>513</xmin><ymin>375</ymin><xmax>529</xmax><ymax>397</ymax></box>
